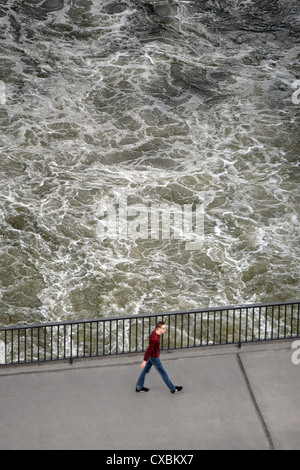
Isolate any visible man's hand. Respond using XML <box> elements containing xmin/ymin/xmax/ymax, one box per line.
<box><xmin>141</xmin><ymin>360</ymin><xmax>147</xmax><ymax>368</ymax></box>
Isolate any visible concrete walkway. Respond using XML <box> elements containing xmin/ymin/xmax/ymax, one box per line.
<box><xmin>0</xmin><ymin>339</ymin><xmax>299</xmax><ymax>450</ymax></box>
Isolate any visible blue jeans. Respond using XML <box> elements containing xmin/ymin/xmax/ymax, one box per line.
<box><xmin>136</xmin><ymin>357</ymin><xmax>175</xmax><ymax>392</ymax></box>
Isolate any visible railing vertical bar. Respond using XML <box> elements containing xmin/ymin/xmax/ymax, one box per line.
<box><xmin>129</xmin><ymin>318</ymin><xmax>131</xmax><ymax>354</ymax></box>
<box><xmin>37</xmin><ymin>327</ymin><xmax>40</xmax><ymax>362</ymax></box>
<box><xmin>56</xmin><ymin>325</ymin><xmax>59</xmax><ymax>360</ymax></box>
<box><xmin>77</xmin><ymin>323</ymin><xmax>79</xmax><ymax>358</ymax></box>
<box><xmin>90</xmin><ymin>322</ymin><xmax>93</xmax><ymax>357</ymax></box>
<box><xmin>252</xmin><ymin>307</ymin><xmax>255</xmax><ymax>342</ymax></box>
<box><xmin>103</xmin><ymin>321</ymin><xmax>105</xmax><ymax>356</ymax></box>
<box><xmin>44</xmin><ymin>326</ymin><xmax>47</xmax><ymax>361</ymax></box>
<box><xmin>11</xmin><ymin>330</ymin><xmax>13</xmax><ymax>363</ymax></box>
<box><xmin>50</xmin><ymin>326</ymin><xmax>53</xmax><ymax>361</ymax></box>
<box><xmin>200</xmin><ymin>312</ymin><xmax>203</xmax><ymax>346</ymax></box>
<box><xmin>95</xmin><ymin>322</ymin><xmax>97</xmax><ymax>357</ymax></box>
<box><xmin>264</xmin><ymin>306</ymin><xmax>267</xmax><ymax>340</ymax></box>
<box><xmin>213</xmin><ymin>312</ymin><xmax>216</xmax><ymax>345</ymax></box>
<box><xmin>5</xmin><ymin>330</ymin><xmax>7</xmax><ymax>364</ymax></box>
<box><xmin>284</xmin><ymin>304</ymin><xmax>287</xmax><ymax>338</ymax></box>
<box><xmin>63</xmin><ymin>325</ymin><xmax>66</xmax><ymax>359</ymax></box>
<box><xmin>9</xmin><ymin>330</ymin><xmax>12</xmax><ymax>364</ymax></box>
<box><xmin>4</xmin><ymin>330</ymin><xmax>6</xmax><ymax>364</ymax></box>
<box><xmin>17</xmin><ymin>329</ymin><xmax>20</xmax><ymax>363</ymax></box>
<box><xmin>135</xmin><ymin>318</ymin><xmax>138</xmax><ymax>352</ymax></box>
<box><xmin>70</xmin><ymin>324</ymin><xmax>73</xmax><ymax>361</ymax></box>
<box><xmin>24</xmin><ymin>329</ymin><xmax>27</xmax><ymax>363</ymax></box>
<box><xmin>9</xmin><ymin>330</ymin><xmax>11</xmax><ymax>364</ymax></box>
<box><xmin>31</xmin><ymin>328</ymin><xmax>33</xmax><ymax>362</ymax></box>
<box><xmin>219</xmin><ymin>310</ymin><xmax>222</xmax><ymax>345</ymax></box>
<box><xmin>160</xmin><ymin>316</ymin><xmax>164</xmax><ymax>350</ymax></box>
<box><xmin>226</xmin><ymin>309</ymin><xmax>229</xmax><ymax>344</ymax></box>
<box><xmin>239</xmin><ymin>308</ymin><xmax>242</xmax><ymax>345</ymax></box>
<box><xmin>109</xmin><ymin>320</ymin><xmax>112</xmax><ymax>355</ymax></box>
<box><xmin>122</xmin><ymin>319</ymin><xmax>125</xmax><ymax>354</ymax></box>
<box><xmin>270</xmin><ymin>305</ymin><xmax>274</xmax><ymax>340</ymax></box>
<box><xmin>83</xmin><ymin>323</ymin><xmax>86</xmax><ymax>357</ymax></box>
<box><xmin>116</xmin><ymin>320</ymin><xmax>119</xmax><ymax>355</ymax></box>
<box><xmin>23</xmin><ymin>328</ymin><xmax>27</xmax><ymax>364</ymax></box>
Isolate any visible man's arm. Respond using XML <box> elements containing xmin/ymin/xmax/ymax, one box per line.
<box><xmin>141</xmin><ymin>337</ymin><xmax>158</xmax><ymax>366</ymax></box>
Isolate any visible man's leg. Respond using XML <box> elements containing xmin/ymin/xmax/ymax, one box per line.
<box><xmin>152</xmin><ymin>358</ymin><xmax>176</xmax><ymax>392</ymax></box>
<box><xmin>136</xmin><ymin>359</ymin><xmax>152</xmax><ymax>390</ymax></box>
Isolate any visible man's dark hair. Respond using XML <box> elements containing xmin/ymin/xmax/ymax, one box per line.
<box><xmin>156</xmin><ymin>321</ymin><xmax>166</xmax><ymax>329</ymax></box>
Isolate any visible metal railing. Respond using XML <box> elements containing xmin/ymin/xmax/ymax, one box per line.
<box><xmin>0</xmin><ymin>300</ymin><xmax>299</xmax><ymax>365</ymax></box>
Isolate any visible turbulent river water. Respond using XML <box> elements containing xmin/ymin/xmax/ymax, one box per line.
<box><xmin>0</xmin><ymin>0</ymin><xmax>299</xmax><ymax>327</ymax></box>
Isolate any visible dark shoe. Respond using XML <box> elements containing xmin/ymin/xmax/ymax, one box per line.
<box><xmin>171</xmin><ymin>386</ymin><xmax>183</xmax><ymax>394</ymax></box>
<box><xmin>136</xmin><ymin>387</ymin><xmax>149</xmax><ymax>392</ymax></box>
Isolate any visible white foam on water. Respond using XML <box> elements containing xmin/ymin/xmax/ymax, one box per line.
<box><xmin>0</xmin><ymin>0</ymin><xmax>299</xmax><ymax>326</ymax></box>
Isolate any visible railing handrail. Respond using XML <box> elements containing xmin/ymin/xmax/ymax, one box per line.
<box><xmin>1</xmin><ymin>300</ymin><xmax>299</xmax><ymax>331</ymax></box>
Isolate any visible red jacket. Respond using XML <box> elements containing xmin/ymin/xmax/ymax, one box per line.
<box><xmin>144</xmin><ymin>330</ymin><xmax>161</xmax><ymax>362</ymax></box>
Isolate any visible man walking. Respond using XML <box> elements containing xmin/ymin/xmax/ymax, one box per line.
<box><xmin>136</xmin><ymin>321</ymin><xmax>183</xmax><ymax>393</ymax></box>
